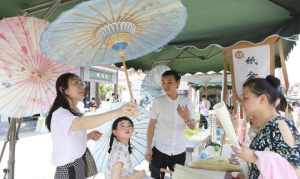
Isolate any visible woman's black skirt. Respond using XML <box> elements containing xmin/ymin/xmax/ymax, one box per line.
<box><xmin>54</xmin><ymin>157</ymin><xmax>85</xmax><ymax>179</ymax></box>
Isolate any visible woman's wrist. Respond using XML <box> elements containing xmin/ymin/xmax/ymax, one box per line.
<box><xmin>250</xmin><ymin>150</ymin><xmax>258</xmax><ymax>163</ymax></box>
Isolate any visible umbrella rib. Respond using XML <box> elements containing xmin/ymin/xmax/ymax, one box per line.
<box><xmin>135</xmin><ymin>16</ymin><xmax>177</xmax><ymax>31</ymax></box>
<box><xmin>134</xmin><ymin>134</ymin><xmax>147</xmax><ymax>139</ymax></box>
<box><xmin>30</xmin><ymin>79</ymin><xmax>41</xmax><ymax>115</ymax></box>
<box><xmin>19</xmin><ymin>17</ymin><xmax>36</xmax><ymax>68</ymax></box>
<box><xmin>42</xmin><ymin>83</ymin><xmax>55</xmax><ymax>112</ymax></box>
<box><xmin>133</xmin><ymin>142</ymin><xmax>146</xmax><ymax>154</ymax></box>
<box><xmin>0</xmin><ymin>44</ymin><xmax>25</xmax><ymax>68</ymax></box>
<box><xmin>133</xmin><ymin>126</ymin><xmax>148</xmax><ymax>130</ymax></box>
<box><xmin>134</xmin><ymin>127</ymin><xmax>148</xmax><ymax>131</ymax></box>
<box><xmin>132</xmin><ymin>133</ymin><xmax>147</xmax><ymax>146</ymax></box>
<box><xmin>132</xmin><ymin>143</ymin><xmax>145</xmax><ymax>161</ymax></box>
<box><xmin>9</xmin><ymin>18</ymin><xmax>32</xmax><ymax>65</ymax></box>
<box><xmin>52</xmin><ymin>25</ymin><xmax>95</xmax><ymax>35</ymax></box>
<box><xmin>2</xmin><ymin>20</ymin><xmax>32</xmax><ymax>68</ymax></box>
<box><xmin>128</xmin><ymin>33</ymin><xmax>159</xmax><ymax>53</ymax></box>
<box><xmin>88</xmin><ymin>5</ymin><xmax>112</xmax><ymax>24</ymax></box>
<box><xmin>135</xmin><ymin>21</ymin><xmax>176</xmax><ymax>36</ymax></box>
<box><xmin>124</xmin><ymin>3</ymin><xmax>183</xmax><ymax>23</ymax></box>
<box><xmin>134</xmin><ymin>129</ymin><xmax>148</xmax><ymax>133</ymax></box>
<box><xmin>0</xmin><ymin>81</ymin><xmax>31</xmax><ymax>116</ymax></box>
<box><xmin>98</xmin><ymin>141</ymin><xmax>109</xmax><ymax>172</ymax></box>
<box><xmin>93</xmin><ymin>141</ymin><xmax>105</xmax><ymax>162</ymax></box>
<box><xmin>51</xmin><ymin>30</ymin><xmax>95</xmax><ymax>47</ymax></box>
<box><xmin>0</xmin><ymin>57</ymin><xmax>22</xmax><ymax>71</ymax></box>
<box><xmin>31</xmin><ymin>22</ymin><xmax>43</xmax><ymax>71</ymax></box>
<box><xmin>19</xmin><ymin>79</ymin><xmax>38</xmax><ymax>116</ymax></box>
<box><xmin>49</xmin><ymin>32</ymin><xmax>97</xmax><ymax>63</ymax></box>
<box><xmin>4</xmin><ymin>18</ymin><xmax>27</xmax><ymax>55</ymax></box>
<box><xmin>0</xmin><ymin>81</ymin><xmax>28</xmax><ymax>105</ymax></box>
<box><xmin>90</xmin><ymin>41</ymin><xmax>106</xmax><ymax>65</ymax></box>
<box><xmin>116</xmin><ymin>0</ymin><xmax>128</xmax><ymax>21</ymax></box>
<box><xmin>131</xmin><ymin>26</ymin><xmax>175</xmax><ymax>49</ymax></box>
<box><xmin>71</xmin><ymin>12</ymin><xmax>106</xmax><ymax>25</ymax></box>
<box><xmin>18</xmin><ymin>73</ymin><xmax>48</xmax><ymax>116</ymax></box>
<box><xmin>94</xmin><ymin>142</ymin><xmax>105</xmax><ymax>170</ymax></box>
<box><xmin>118</xmin><ymin>0</ymin><xmax>145</xmax><ymax>22</ymax></box>
<box><xmin>52</xmin><ymin>28</ymin><xmax>96</xmax><ymax>46</ymax></box>
<box><xmin>65</xmin><ymin>38</ymin><xmax>100</xmax><ymax>64</ymax></box>
<box><xmin>95</xmin><ymin>44</ymin><xmax>109</xmax><ymax>66</ymax></box>
<box><xmin>134</xmin><ymin>121</ymin><xmax>149</xmax><ymax>125</ymax></box>
<box><xmin>131</xmin><ymin>151</ymin><xmax>139</xmax><ymax>165</ymax></box>
<box><xmin>135</xmin><ymin>26</ymin><xmax>169</xmax><ymax>39</ymax></box>
<box><xmin>106</xmin><ymin>0</ymin><xmax>116</xmax><ymax>22</ymax></box>
<box><xmin>57</xmin><ymin>21</ymin><xmax>102</xmax><ymax>26</ymax></box>
<box><xmin>119</xmin><ymin>4</ymin><xmax>158</xmax><ymax>23</ymax></box>
<box><xmin>36</xmin><ymin>71</ymin><xmax>53</xmax><ymax>113</ymax></box>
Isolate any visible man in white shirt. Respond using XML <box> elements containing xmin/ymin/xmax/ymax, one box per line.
<box><xmin>200</xmin><ymin>94</ymin><xmax>211</xmax><ymax>116</ymax></box>
<box><xmin>146</xmin><ymin>70</ymin><xmax>196</xmax><ymax>179</ymax></box>
<box><xmin>199</xmin><ymin>94</ymin><xmax>211</xmax><ymax>129</ymax></box>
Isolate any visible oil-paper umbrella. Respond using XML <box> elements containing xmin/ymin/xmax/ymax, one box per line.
<box><xmin>0</xmin><ymin>16</ymin><xmax>74</xmax><ymax>179</ymax></box>
<box><xmin>0</xmin><ymin>16</ymin><xmax>74</xmax><ymax>118</ymax></box>
<box><xmin>40</xmin><ymin>0</ymin><xmax>187</xmax><ymax>101</ymax></box>
<box><xmin>89</xmin><ymin>106</ymin><xmax>149</xmax><ymax>173</ymax></box>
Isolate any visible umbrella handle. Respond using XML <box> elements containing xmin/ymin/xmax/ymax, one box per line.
<box><xmin>119</xmin><ymin>51</ymin><xmax>134</xmax><ymax>102</ymax></box>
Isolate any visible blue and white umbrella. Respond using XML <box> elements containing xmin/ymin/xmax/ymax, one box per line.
<box><xmin>90</xmin><ymin>105</ymin><xmax>149</xmax><ymax>173</ymax></box>
<box><xmin>40</xmin><ymin>0</ymin><xmax>187</xmax><ymax>100</ymax></box>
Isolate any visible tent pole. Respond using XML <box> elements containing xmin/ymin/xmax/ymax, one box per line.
<box><xmin>222</xmin><ymin>53</ymin><xmax>228</xmax><ymax>104</ymax></box>
<box><xmin>0</xmin><ymin>118</ymin><xmax>22</xmax><ymax>179</ymax></box>
<box><xmin>278</xmin><ymin>39</ymin><xmax>289</xmax><ymax>91</ymax></box>
<box><xmin>8</xmin><ymin>118</ymin><xmax>17</xmax><ymax>179</ymax></box>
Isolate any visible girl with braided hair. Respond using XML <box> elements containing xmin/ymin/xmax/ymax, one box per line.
<box><xmin>106</xmin><ymin>116</ymin><xmax>146</xmax><ymax>179</ymax></box>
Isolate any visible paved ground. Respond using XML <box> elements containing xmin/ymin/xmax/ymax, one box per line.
<box><xmin>0</xmin><ymin>133</ymin><xmax>55</xmax><ymax>179</ymax></box>
<box><xmin>0</xmin><ymin>130</ymin><xmax>151</xmax><ymax>179</ymax></box>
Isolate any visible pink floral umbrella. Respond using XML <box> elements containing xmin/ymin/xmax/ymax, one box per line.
<box><xmin>0</xmin><ymin>16</ymin><xmax>74</xmax><ymax>118</ymax></box>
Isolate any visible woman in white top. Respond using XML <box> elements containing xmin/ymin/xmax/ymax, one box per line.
<box><xmin>106</xmin><ymin>116</ymin><xmax>146</xmax><ymax>179</ymax></box>
<box><xmin>45</xmin><ymin>73</ymin><xmax>138</xmax><ymax>179</ymax></box>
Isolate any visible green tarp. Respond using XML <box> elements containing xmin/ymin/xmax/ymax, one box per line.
<box><xmin>1</xmin><ymin>0</ymin><xmax>299</xmax><ymax>73</ymax></box>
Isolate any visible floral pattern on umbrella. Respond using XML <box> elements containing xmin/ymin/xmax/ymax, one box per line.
<box><xmin>0</xmin><ymin>16</ymin><xmax>74</xmax><ymax>118</ymax></box>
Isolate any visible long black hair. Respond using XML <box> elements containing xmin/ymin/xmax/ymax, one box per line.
<box><xmin>108</xmin><ymin>116</ymin><xmax>134</xmax><ymax>154</ymax></box>
<box><xmin>45</xmin><ymin>73</ymin><xmax>82</xmax><ymax>131</ymax></box>
<box><xmin>243</xmin><ymin>75</ymin><xmax>287</xmax><ymax>110</ymax></box>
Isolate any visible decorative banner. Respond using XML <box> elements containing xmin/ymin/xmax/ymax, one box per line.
<box><xmin>232</xmin><ymin>45</ymin><xmax>271</xmax><ymax>98</ymax></box>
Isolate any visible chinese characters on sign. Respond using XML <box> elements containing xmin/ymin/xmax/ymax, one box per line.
<box><xmin>245</xmin><ymin>56</ymin><xmax>258</xmax><ymax>65</ymax></box>
<box><xmin>246</xmin><ymin>71</ymin><xmax>258</xmax><ymax>79</ymax></box>
<box><xmin>232</xmin><ymin>45</ymin><xmax>271</xmax><ymax>98</ymax></box>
